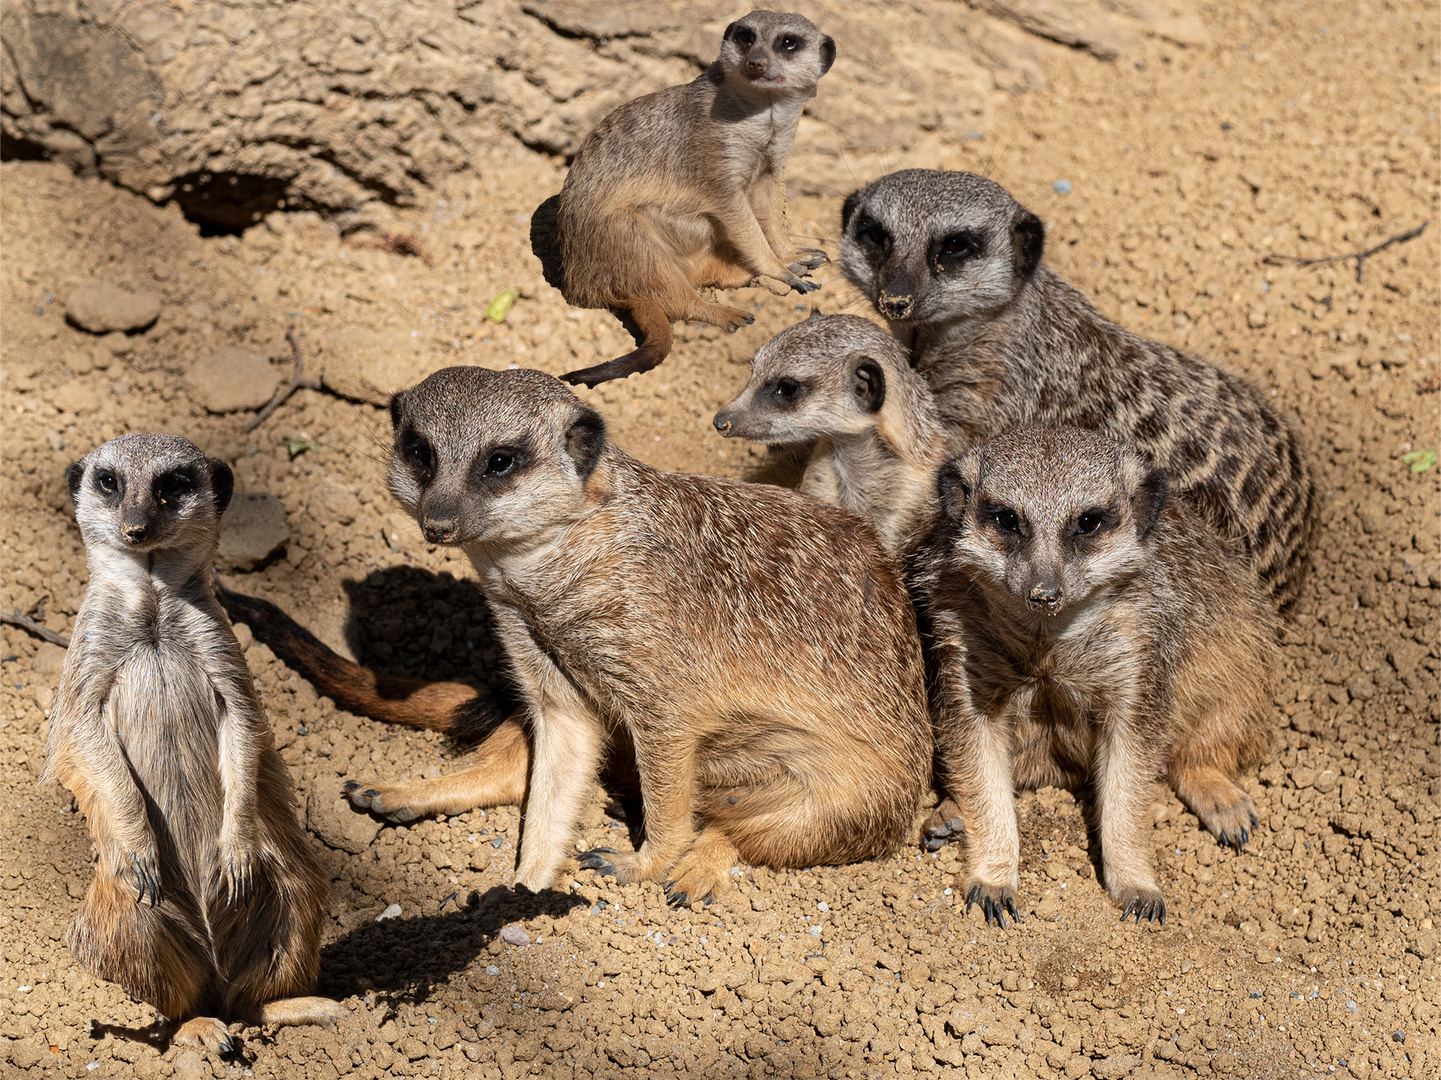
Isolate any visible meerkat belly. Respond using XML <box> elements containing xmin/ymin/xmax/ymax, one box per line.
<box><xmin>107</xmin><ymin>644</ymin><xmax>224</xmax><ymax>858</ymax></box>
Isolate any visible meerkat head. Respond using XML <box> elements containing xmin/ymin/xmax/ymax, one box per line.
<box><xmin>934</xmin><ymin>427</ymin><xmax>1165</xmax><ymax>618</ymax></box>
<box><xmin>387</xmin><ymin>366</ymin><xmax>608</xmax><ymax>550</ymax></box>
<box><xmin>713</xmin><ymin>313</ymin><xmax>909</xmax><ymax>444</ymax></box>
<box><xmin>839</xmin><ymin>169</ymin><xmax>1045</xmax><ymax>326</ymax></box>
<box><xmin>716</xmin><ymin>10</ymin><xmax>835</xmax><ymax>96</ymax></box>
<box><xmin>66</xmin><ymin>434</ymin><xmax>234</xmax><ymax>560</ymax></box>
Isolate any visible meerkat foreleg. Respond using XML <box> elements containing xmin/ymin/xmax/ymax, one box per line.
<box><xmin>939</xmin><ymin>691</ymin><xmax>1024</xmax><ymax>928</ymax></box>
<box><xmin>215</xmin><ymin>693</ymin><xmax>264</xmax><ymax>906</ymax></box>
<box><xmin>751</xmin><ymin>174</ymin><xmax>826</xmax><ymax>271</ymax></box>
<box><xmin>1094</xmin><ymin>710</ymin><xmax>1167</xmax><ymax>924</ymax></box>
<box><xmin>580</xmin><ymin>732</ymin><xmax>698</xmax><ymax>888</ymax></box>
<box><xmin>513</xmin><ymin>698</ymin><xmax>605</xmax><ymax>892</ymax></box>
<box><xmin>713</xmin><ymin>192</ymin><xmax>820</xmax><ymax>296</ymax></box>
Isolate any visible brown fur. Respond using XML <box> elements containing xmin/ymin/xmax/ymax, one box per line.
<box><xmin>553</xmin><ymin>10</ymin><xmax>835</xmax><ymax>387</ymax></box>
<box><xmin>912</xmin><ymin>427</ymin><xmax>1277</xmax><ymax>926</ymax></box>
<box><xmin>342</xmin><ymin>366</ymin><xmax>932</xmax><ymax>903</ymax></box>
<box><xmin>44</xmin><ymin>435</ymin><xmax>342</xmax><ymax>1051</ymax></box>
<box><xmin>840</xmin><ymin>169</ymin><xmax>1319</xmax><ymax>609</ymax></box>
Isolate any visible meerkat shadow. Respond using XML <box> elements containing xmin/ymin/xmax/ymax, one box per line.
<box><xmin>318</xmin><ymin>886</ymin><xmax>588</xmax><ymax>1005</ymax></box>
<box><xmin>529</xmin><ymin>193</ymin><xmax>644</xmax><ymax>350</ymax></box>
<box><xmin>336</xmin><ymin>565</ymin><xmax>519</xmax><ymax>732</ymax></box>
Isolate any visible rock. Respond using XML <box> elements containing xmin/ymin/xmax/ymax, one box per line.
<box><xmin>376</xmin><ymin>903</ymin><xmax>403</xmax><ymax>921</ymax></box>
<box><xmin>1247</xmin><ymin>305</ymin><xmax>1268</xmax><ymax>328</ymax></box>
<box><xmin>308</xmin><ymin>479</ymin><xmax>362</xmax><ymax>525</ymax></box>
<box><xmin>32</xmin><ymin>642</ymin><xmax>68</xmax><ymax>678</ymax></box>
<box><xmin>321</xmin><ymin>326</ymin><xmax>451</xmax><ymax>407</ymax></box>
<box><xmin>65</xmin><ymin>281</ymin><xmax>161</xmax><ymax>333</ymax></box>
<box><xmin>184</xmin><ymin>348</ymin><xmax>282</xmax><ymax>413</ymax></box>
<box><xmin>51</xmin><ymin>379</ymin><xmax>102</xmax><ymax>415</ymax></box>
<box><xmin>1094</xmin><ymin>1053</ymin><xmax>1140</xmax><ymax>1079</ymax></box>
<box><xmin>1347</xmin><ymin>676</ymin><xmax>1377</xmax><ymax>701</ymax></box>
<box><xmin>306</xmin><ymin>789</ymin><xmax>383</xmax><ymax>855</ymax></box>
<box><xmin>172</xmin><ymin>1050</ymin><xmax>208</xmax><ymax>1080</ymax></box>
<box><xmin>218</xmin><ymin>493</ymin><xmax>290</xmax><ymax>571</ymax></box>
<box><xmin>500</xmin><ymin>924</ymin><xmax>532</xmax><ymax>946</ymax></box>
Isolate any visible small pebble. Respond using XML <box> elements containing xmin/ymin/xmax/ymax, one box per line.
<box><xmin>499</xmin><ymin>924</ymin><xmax>531</xmax><ymax>947</ymax></box>
<box><xmin>1346</xmin><ymin>1000</ymin><xmax>1358</xmax><ymax>1011</ymax></box>
<box><xmin>1052</xmin><ymin>179</ymin><xmax>1072</xmax><ymax>194</ymax></box>
<box><xmin>808</xmin><ymin>925</ymin><xmax>822</xmax><ymax>938</ymax></box>
<box><xmin>491</xmin><ymin>837</ymin><xmax>503</xmax><ymax>848</ymax></box>
<box><xmin>1392</xmin><ymin>1030</ymin><xmax>1405</xmax><ymax>1043</ymax></box>
<box><xmin>963</xmin><ymin>129</ymin><xmax>984</xmax><ymax>141</ymax></box>
<box><xmin>816</xmin><ymin>901</ymin><xmax>829</xmax><ymax>912</ymax></box>
<box><xmin>376</xmin><ymin>903</ymin><xmax>402</xmax><ymax>921</ymax></box>
<box><xmin>485</xmin><ymin>965</ymin><xmax>500</xmax><ymax>976</ymax></box>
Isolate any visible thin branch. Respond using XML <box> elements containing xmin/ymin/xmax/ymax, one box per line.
<box><xmin>246</xmin><ymin>326</ymin><xmax>326</xmax><ymax>432</ymax></box>
<box><xmin>1262</xmin><ymin>222</ymin><xmax>1427</xmax><ymax>283</ymax></box>
<box><xmin>2</xmin><ymin>610</ymin><xmax>71</xmax><ymax>648</ymax></box>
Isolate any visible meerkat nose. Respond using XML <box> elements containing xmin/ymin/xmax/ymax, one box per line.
<box><xmin>747</xmin><ymin>57</ymin><xmax>769</xmax><ymax>75</ymax></box>
<box><xmin>713</xmin><ymin>411</ymin><xmax>735</xmax><ymax>436</ymax></box>
<box><xmin>1027</xmin><ymin>583</ymin><xmax>1063</xmax><ymax>614</ymax></box>
<box><xmin>878</xmin><ymin>294</ymin><xmax>914</xmax><ymax>320</ymax></box>
<box><xmin>423</xmin><ymin>519</ymin><xmax>459</xmax><ymax>544</ymax></box>
<box><xmin>121</xmin><ymin>521</ymin><xmax>148</xmax><ymax>544</ymax></box>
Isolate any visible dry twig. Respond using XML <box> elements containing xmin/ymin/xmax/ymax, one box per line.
<box><xmin>2</xmin><ymin>610</ymin><xmax>71</xmax><ymax>648</ymax></box>
<box><xmin>247</xmin><ymin>326</ymin><xmax>325</xmax><ymax>432</ymax></box>
<box><xmin>1262</xmin><ymin>222</ymin><xmax>1427</xmax><ymax>283</ymax></box>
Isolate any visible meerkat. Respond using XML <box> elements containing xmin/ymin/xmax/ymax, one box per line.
<box><xmin>314</xmin><ymin>365</ymin><xmax>931</xmax><ymax>905</ymax></box>
<box><xmin>912</xmin><ymin>427</ymin><xmax>1279</xmax><ymax>927</ymax></box>
<box><xmin>552</xmin><ymin>10</ymin><xmax>834</xmax><ymax>387</ymax></box>
<box><xmin>839</xmin><ymin>169</ymin><xmax>1319</xmax><ymax>609</ymax></box>
<box><xmin>43</xmin><ymin>435</ymin><xmax>344</xmax><ymax>1051</ymax></box>
<box><xmin>713</xmin><ymin>312</ymin><xmax>953</xmax><ymax>553</ymax></box>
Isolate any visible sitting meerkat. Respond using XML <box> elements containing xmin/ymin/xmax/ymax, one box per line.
<box><xmin>335</xmin><ymin>366</ymin><xmax>930</xmax><ymax>904</ymax></box>
<box><xmin>553</xmin><ymin>9</ymin><xmax>834</xmax><ymax>387</ymax></box>
<box><xmin>913</xmin><ymin>427</ymin><xmax>1278</xmax><ymax>927</ymax></box>
<box><xmin>713</xmin><ymin>312</ymin><xmax>952</xmax><ymax>553</ymax></box>
<box><xmin>839</xmin><ymin>169</ymin><xmax>1318</xmax><ymax>609</ymax></box>
<box><xmin>43</xmin><ymin>435</ymin><xmax>343</xmax><ymax>1051</ymax></box>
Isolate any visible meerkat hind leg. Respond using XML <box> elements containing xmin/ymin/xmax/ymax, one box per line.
<box><xmin>663</xmin><ymin>827</ymin><xmax>740</xmax><ymax>907</ymax></box>
<box><xmin>344</xmin><ymin>717</ymin><xmax>530</xmax><ymax>821</ymax></box>
<box><xmin>922</xmin><ymin>796</ymin><xmax>967</xmax><ymax>852</ymax></box>
<box><xmin>1168</xmin><ymin>761</ymin><xmax>1258</xmax><ymax>851</ymax></box>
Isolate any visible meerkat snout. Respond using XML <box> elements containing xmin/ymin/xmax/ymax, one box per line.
<box><xmin>877</xmin><ymin>293</ymin><xmax>915</xmax><ymax>320</ymax></box>
<box><xmin>422</xmin><ymin>518</ymin><xmax>460</xmax><ymax>545</ymax></box>
<box><xmin>1026</xmin><ymin>582</ymin><xmax>1063</xmax><ymax>614</ymax></box>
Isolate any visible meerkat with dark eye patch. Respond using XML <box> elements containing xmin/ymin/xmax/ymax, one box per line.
<box><xmin>713</xmin><ymin>312</ymin><xmax>953</xmax><ymax>553</ymax></box>
<box><xmin>912</xmin><ymin>426</ymin><xmax>1278</xmax><ymax>928</ymax></box>
<box><xmin>331</xmin><ymin>365</ymin><xmax>931</xmax><ymax>905</ymax></box>
<box><xmin>42</xmin><ymin>435</ymin><xmax>344</xmax><ymax>1053</ymax></box>
<box><xmin>839</xmin><ymin>169</ymin><xmax>1319</xmax><ymax>610</ymax></box>
<box><xmin>551</xmin><ymin>9</ymin><xmax>834</xmax><ymax>387</ymax></box>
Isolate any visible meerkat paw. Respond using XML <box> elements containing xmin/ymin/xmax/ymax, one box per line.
<box><xmin>343</xmin><ymin>779</ymin><xmax>421</xmax><ymax>823</ymax></box>
<box><xmin>219</xmin><ymin>846</ymin><xmax>255</xmax><ymax>907</ymax></box>
<box><xmin>171</xmin><ymin>1016</ymin><xmax>237</xmax><ymax>1054</ymax></box>
<box><xmin>963</xmin><ymin>878</ymin><xmax>1021</xmax><ymax>928</ymax></box>
<box><xmin>783</xmin><ymin>273</ymin><xmax>822</xmax><ymax>295</ymax></box>
<box><xmin>921</xmin><ymin>799</ymin><xmax>966</xmax><ymax>852</ymax></box>
<box><xmin>1173</xmin><ymin>768</ymin><xmax>1259</xmax><ymax>850</ymax></box>
<box><xmin>1114</xmin><ymin>886</ymin><xmax>1167</xmax><ymax>925</ymax></box>
<box><xmin>787</xmin><ymin>248</ymin><xmax>829</xmax><ymax>272</ymax></box>
<box><xmin>714</xmin><ymin>305</ymin><xmax>756</xmax><ymax>333</ymax></box>
<box><xmin>663</xmin><ymin>831</ymin><xmax>740</xmax><ymax>907</ymax></box>
<box><xmin>576</xmin><ymin>846</ymin><xmax>670</xmax><ymax>886</ymax></box>
<box><xmin>126</xmin><ymin>848</ymin><xmax>164</xmax><ymax>908</ymax></box>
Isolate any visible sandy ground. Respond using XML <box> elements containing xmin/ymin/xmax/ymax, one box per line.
<box><xmin>2</xmin><ymin>2</ymin><xmax>1439</xmax><ymax>1078</ymax></box>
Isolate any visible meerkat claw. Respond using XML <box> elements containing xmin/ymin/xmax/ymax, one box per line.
<box><xmin>577</xmin><ymin>848</ymin><xmax>620</xmax><ymax>877</ymax></box>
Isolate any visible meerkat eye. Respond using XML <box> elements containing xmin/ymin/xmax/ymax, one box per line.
<box><xmin>153</xmin><ymin>470</ymin><xmax>197</xmax><ymax>508</ymax></box>
<box><xmin>986</xmin><ymin>506</ymin><xmax>1021</xmax><ymax>533</ymax></box>
<box><xmin>731</xmin><ymin>26</ymin><xmax>756</xmax><ymax>48</ymax></box>
<box><xmin>486</xmin><ymin>450</ymin><xmax>515</xmax><ymax>476</ymax></box>
<box><xmin>95</xmin><ymin>470</ymin><xmax>119</xmax><ymax>495</ymax></box>
<box><xmin>935</xmin><ymin>230</ymin><xmax>986</xmax><ymax>272</ymax></box>
<box><xmin>1076</xmin><ymin>509</ymin><xmax>1109</xmax><ymax>535</ymax></box>
<box><xmin>856</xmin><ymin>215</ymin><xmax>889</xmax><ymax>250</ymax></box>
<box><xmin>772</xmin><ymin>377</ymin><xmax>805</xmax><ymax>404</ymax></box>
<box><xmin>778</xmin><ymin>34</ymin><xmax>804</xmax><ymax>52</ymax></box>
<box><xmin>403</xmin><ymin>432</ymin><xmax>434</xmax><ymax>475</ymax></box>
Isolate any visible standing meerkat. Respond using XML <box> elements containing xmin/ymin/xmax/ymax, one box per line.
<box><xmin>553</xmin><ymin>9</ymin><xmax>834</xmax><ymax>387</ymax></box>
<box><xmin>839</xmin><ymin>169</ymin><xmax>1318</xmax><ymax>609</ymax></box>
<box><xmin>330</xmin><ymin>366</ymin><xmax>930</xmax><ymax>904</ymax></box>
<box><xmin>44</xmin><ymin>435</ymin><xmax>343</xmax><ymax>1051</ymax></box>
<box><xmin>913</xmin><ymin>427</ymin><xmax>1278</xmax><ymax>927</ymax></box>
<box><xmin>713</xmin><ymin>312</ymin><xmax>952</xmax><ymax>553</ymax></box>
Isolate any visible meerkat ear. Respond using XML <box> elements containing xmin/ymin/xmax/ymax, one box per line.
<box><xmin>65</xmin><ymin>460</ymin><xmax>86</xmax><ymax>506</ymax></box>
<box><xmin>565</xmin><ymin>408</ymin><xmax>606</xmax><ymax>481</ymax></box>
<box><xmin>389</xmin><ymin>392</ymin><xmax>405</xmax><ymax>430</ymax></box>
<box><xmin>936</xmin><ymin>460</ymin><xmax>973</xmax><ymax>522</ymax></box>
<box><xmin>841</xmin><ymin>190</ymin><xmax>863</xmax><ymax>232</ymax></box>
<box><xmin>818</xmin><ymin>35</ymin><xmax>836</xmax><ymax>74</ymax></box>
<box><xmin>1011</xmin><ymin>208</ymin><xmax>1045</xmax><ymax>280</ymax></box>
<box><xmin>721</xmin><ymin>19</ymin><xmax>739</xmax><ymax>41</ymax></box>
<box><xmin>852</xmin><ymin>358</ymin><xmax>886</xmax><ymax>414</ymax></box>
<box><xmin>1132</xmin><ymin>467</ymin><xmax>1167</xmax><ymax>540</ymax></box>
<box><xmin>207</xmin><ymin>460</ymin><xmax>235</xmax><ymax>517</ymax></box>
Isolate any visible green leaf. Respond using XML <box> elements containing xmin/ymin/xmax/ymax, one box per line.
<box><xmin>1401</xmin><ymin>449</ymin><xmax>1437</xmax><ymax>474</ymax></box>
<box><xmin>285</xmin><ymin>436</ymin><xmax>318</xmax><ymax>459</ymax></box>
<box><xmin>484</xmin><ymin>288</ymin><xmax>519</xmax><ymax>323</ymax></box>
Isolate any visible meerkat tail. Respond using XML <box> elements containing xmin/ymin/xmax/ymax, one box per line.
<box><xmin>561</xmin><ymin>298</ymin><xmax>674</xmax><ymax>387</ymax></box>
<box><xmin>244</xmin><ymin>996</ymin><xmax>348</xmax><ymax>1027</ymax></box>
<box><xmin>216</xmin><ymin>586</ymin><xmax>509</xmax><ymax>740</ymax></box>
